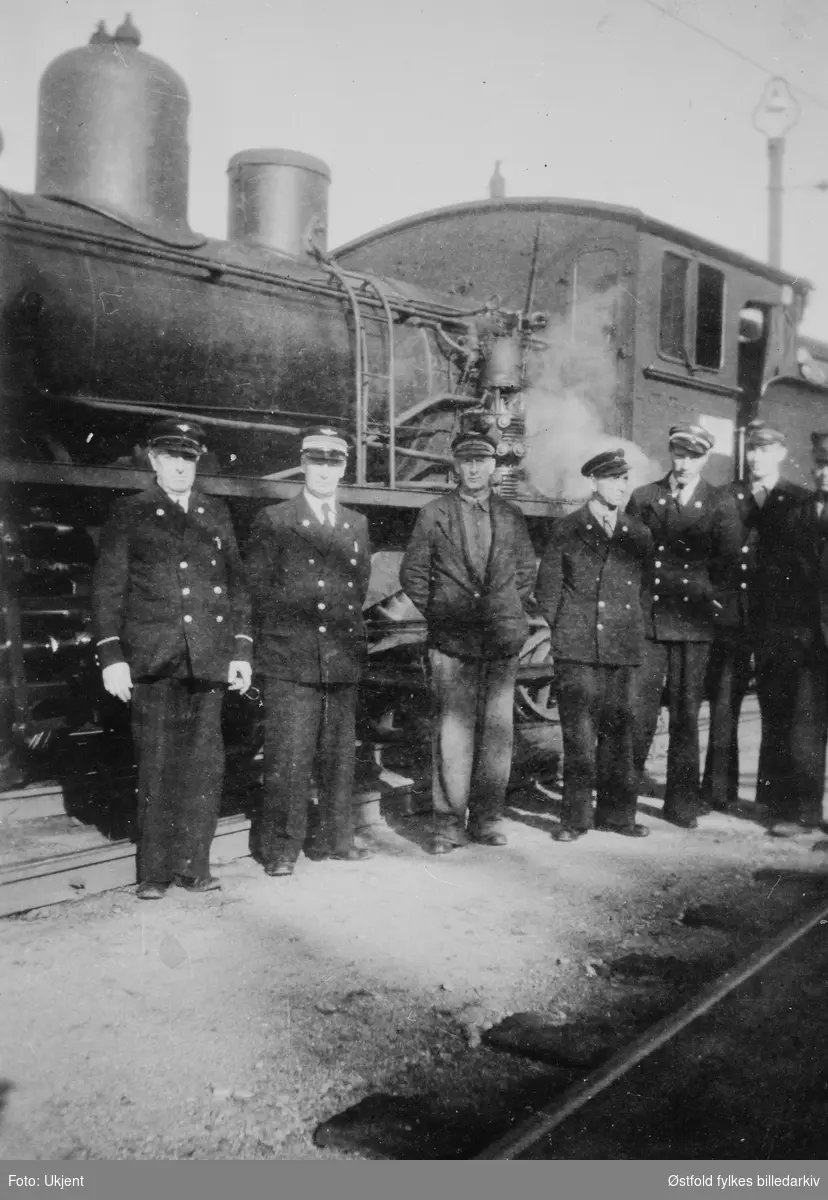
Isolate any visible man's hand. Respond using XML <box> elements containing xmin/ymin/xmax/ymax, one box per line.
<box><xmin>228</xmin><ymin>661</ymin><xmax>252</xmax><ymax>693</ymax></box>
<box><xmin>102</xmin><ymin>662</ymin><xmax>133</xmax><ymax>703</ymax></box>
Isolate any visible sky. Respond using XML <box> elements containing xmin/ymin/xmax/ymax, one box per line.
<box><xmin>2</xmin><ymin>0</ymin><xmax>827</xmax><ymax>334</ymax></box>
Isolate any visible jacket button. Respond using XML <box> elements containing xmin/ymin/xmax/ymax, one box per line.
<box><xmin>586</xmin><ymin>524</ymin><xmax>593</xmax><ymax>530</ymax></box>
<box><xmin>597</xmin><ymin>623</ymin><xmax>604</xmax><ymax>630</ymax></box>
<box><xmin>318</xmin><ymin>603</ymin><xmax>326</xmax><ymax>610</ymax></box>
<box><xmin>344</xmin><ymin>524</ymin><xmax>350</xmax><ymax>530</ymax></box>
<box><xmin>474</xmin><ymin>592</ymin><xmax>481</xmax><ymax>599</ymax></box>
<box><xmin>319</xmin><ymin>625</ymin><xmax>327</xmax><ymax>633</ymax></box>
<box><xmin>625</xmin><ymin>604</ymin><xmax>631</xmax><ymax>609</ymax></box>
<box><xmin>348</xmin><ymin>605</ymin><xmax>354</xmax><ymax>611</ymax></box>
<box><xmin>197</xmin><ymin>506</ymin><xmax>204</xmax><ymax>514</ymax></box>
<box><xmin>156</xmin><ymin>508</ymin><xmax>165</xmax><ymax>516</ymax></box>
<box><xmin>653</xmin><ymin>595</ymin><xmax>660</xmax><ymax>601</ymax></box>
<box><xmin>211</xmin><ymin>559</ymin><xmax>217</xmax><ymax>566</ymax></box>
<box><xmin>182</xmin><ymin>587</ymin><xmax>190</xmax><ymax>596</ymax></box>
<box><xmin>180</xmin><ymin>561</ymin><xmax>188</xmax><ymax>569</ymax></box>
<box><xmin>683</xmin><ymin>596</ymin><xmax>689</xmax><ymax>602</ymax></box>
<box><xmin>654</xmin><ymin>577</ymin><xmax>661</xmax><ymax>584</ymax></box>
<box><xmin>682</xmin><ymin>577</ymin><xmax>688</xmax><ymax>583</ymax></box>
<box><xmin>741</xmin><ymin>545</ymin><xmax>749</xmax><ymax>554</ymax></box>
<box><xmin>216</xmin><ymin>615</ymin><xmax>223</xmax><ymax>623</ymax></box>
<box><xmin>214</xmin><ymin>586</ymin><xmax>222</xmax><ymax>594</ymax></box>
<box><xmin>348</xmin><ymin>582</ymin><xmax>354</xmax><ymax>589</ymax></box>
<box><xmin>350</xmin><ymin>558</ymin><xmax>357</xmax><ymax>565</ymax></box>
<box><xmin>184</xmin><ymin>615</ymin><xmax>193</xmax><ymax>623</ymax></box>
<box><xmin>741</xmin><ymin>582</ymin><xmax>747</xmax><ymax>589</ymax></box>
<box><xmin>598</xmin><ymin>601</ymin><xmax>605</xmax><ymax>608</ymax></box>
<box><xmin>655</xmin><ymin>560</ymin><xmax>662</xmax><ymax>568</ymax></box>
<box><xmin>318</xmin><ymin>580</ymin><xmax>325</xmax><ymax>587</ymax></box>
<box><xmin>658</xmin><ymin>545</ymin><xmax>665</xmax><ymax>551</ymax></box>
<box><xmin>741</xmin><ymin>564</ymin><xmax>747</xmax><ymax>571</ymax></box>
<box><xmin>309</xmin><ymin>559</ymin><xmax>315</xmax><ymax>565</ymax></box>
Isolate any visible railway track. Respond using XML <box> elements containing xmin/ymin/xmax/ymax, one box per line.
<box><xmin>473</xmin><ymin>898</ymin><xmax>828</xmax><ymax>1160</ymax></box>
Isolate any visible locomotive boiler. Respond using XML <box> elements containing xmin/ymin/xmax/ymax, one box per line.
<box><xmin>0</xmin><ymin>16</ymin><xmax>817</xmax><ymax>795</ymax></box>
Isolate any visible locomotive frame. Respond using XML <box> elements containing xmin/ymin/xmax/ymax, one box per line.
<box><xmin>0</xmin><ymin>17</ymin><xmax>821</xmax><ymax>806</ymax></box>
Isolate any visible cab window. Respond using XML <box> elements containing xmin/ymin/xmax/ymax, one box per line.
<box><xmin>658</xmin><ymin>252</ymin><xmax>689</xmax><ymax>359</ymax></box>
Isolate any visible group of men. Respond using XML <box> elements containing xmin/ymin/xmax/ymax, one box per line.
<box><xmin>92</xmin><ymin>411</ymin><xmax>828</xmax><ymax>898</ymax></box>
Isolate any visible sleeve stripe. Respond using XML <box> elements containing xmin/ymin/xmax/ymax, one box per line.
<box><xmin>235</xmin><ymin>633</ymin><xmax>253</xmax><ymax>642</ymax></box>
<box><xmin>96</xmin><ymin>636</ymin><xmax>121</xmax><ymax>647</ymax></box>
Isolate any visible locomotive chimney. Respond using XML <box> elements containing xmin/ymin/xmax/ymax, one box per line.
<box><xmin>227</xmin><ymin>149</ymin><xmax>330</xmax><ymax>262</ymax></box>
<box><xmin>35</xmin><ymin>16</ymin><xmax>201</xmax><ymax>246</ymax></box>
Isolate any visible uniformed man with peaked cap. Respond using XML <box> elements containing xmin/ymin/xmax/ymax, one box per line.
<box><xmin>627</xmin><ymin>422</ymin><xmax>742</xmax><ymax>829</ymax></box>
<box><xmin>537</xmin><ymin>448</ymin><xmax>653</xmax><ymax>840</ymax></box>
<box><xmin>701</xmin><ymin>420</ymin><xmax>808</xmax><ymax>815</ymax></box>
<box><xmin>758</xmin><ymin>430</ymin><xmax>828</xmax><ymax>838</ymax></box>
<box><xmin>400</xmin><ymin>417</ymin><xmax>536</xmax><ymax>854</ymax></box>
<box><xmin>246</xmin><ymin>425</ymin><xmax>374</xmax><ymax>875</ymax></box>
<box><xmin>92</xmin><ymin>419</ymin><xmax>253</xmax><ymax>898</ymax></box>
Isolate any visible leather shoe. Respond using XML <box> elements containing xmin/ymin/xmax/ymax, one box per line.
<box><xmin>429</xmin><ymin>833</ymin><xmax>461</xmax><ymax>855</ymax></box>
<box><xmin>264</xmin><ymin>858</ymin><xmax>295</xmax><ymax>876</ymax></box>
<box><xmin>663</xmin><ymin>814</ymin><xmax>698</xmax><ymax>830</ymax></box>
<box><xmin>468</xmin><ymin>828</ymin><xmax>507</xmax><ymax>846</ymax></box>
<box><xmin>315</xmin><ymin>846</ymin><xmax>375</xmax><ymax>862</ymax></box>
<box><xmin>595</xmin><ymin>822</ymin><xmax>650</xmax><ymax>838</ymax></box>
<box><xmin>173</xmin><ymin>874</ymin><xmax>221</xmax><ymax>892</ymax></box>
<box><xmin>768</xmin><ymin>821</ymin><xmax>808</xmax><ymax>839</ymax></box>
<box><xmin>136</xmin><ymin>881</ymin><xmax>169</xmax><ymax>900</ymax></box>
<box><xmin>551</xmin><ymin>827</ymin><xmax>587</xmax><ymax>842</ymax></box>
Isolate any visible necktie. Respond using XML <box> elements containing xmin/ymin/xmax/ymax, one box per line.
<box><xmin>603</xmin><ymin>515</ymin><xmax>615</xmax><ymax>538</ymax></box>
<box><xmin>752</xmin><ymin>485</ymin><xmax>767</xmax><ymax>509</ymax></box>
<box><xmin>819</xmin><ymin>494</ymin><xmax>828</xmax><ymax>527</ymax></box>
<box><xmin>321</xmin><ymin>502</ymin><xmax>335</xmax><ymax>528</ymax></box>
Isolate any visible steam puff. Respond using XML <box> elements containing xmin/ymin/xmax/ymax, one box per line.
<box><xmin>521</xmin><ymin>283</ymin><xmax>660</xmax><ymax>499</ymax></box>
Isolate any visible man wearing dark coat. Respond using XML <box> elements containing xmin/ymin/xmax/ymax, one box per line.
<box><xmin>246</xmin><ymin>426</ymin><xmax>374</xmax><ymax>875</ymax></box>
<box><xmin>701</xmin><ymin>420</ymin><xmax>808</xmax><ymax>813</ymax></box>
<box><xmin>92</xmin><ymin>419</ymin><xmax>253</xmax><ymax>899</ymax></box>
<box><xmin>400</xmin><ymin>424</ymin><xmax>537</xmax><ymax>855</ymax></box>
<box><xmin>627</xmin><ymin>423</ymin><xmax>742</xmax><ymax>829</ymax></box>
<box><xmin>761</xmin><ymin>431</ymin><xmax>828</xmax><ymax>838</ymax></box>
<box><xmin>537</xmin><ymin>449</ymin><xmax>653</xmax><ymax>840</ymax></box>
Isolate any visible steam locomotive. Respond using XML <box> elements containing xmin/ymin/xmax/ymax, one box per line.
<box><xmin>1</xmin><ymin>16</ymin><xmax>823</xmax><ymax>794</ymax></box>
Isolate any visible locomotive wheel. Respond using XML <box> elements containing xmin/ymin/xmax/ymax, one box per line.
<box><xmin>515</xmin><ymin>625</ymin><xmax>558</xmax><ymax>724</ymax></box>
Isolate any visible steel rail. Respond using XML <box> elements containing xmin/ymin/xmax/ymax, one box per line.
<box><xmin>475</xmin><ymin>897</ymin><xmax>828</xmax><ymax>1159</ymax></box>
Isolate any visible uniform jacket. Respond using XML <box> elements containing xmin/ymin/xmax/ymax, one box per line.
<box><xmin>399</xmin><ymin>490</ymin><xmax>536</xmax><ymax>660</ymax></box>
<box><xmin>246</xmin><ymin>493</ymin><xmax>371</xmax><ymax>685</ymax></box>
<box><xmin>626</xmin><ymin>476</ymin><xmax>742</xmax><ymax>642</ymax></box>
<box><xmin>536</xmin><ymin>505</ymin><xmax>653</xmax><ymax>666</ymax></box>
<box><xmin>92</xmin><ymin>482</ymin><xmax>252</xmax><ymax>681</ymax></box>
<box><xmin>725</xmin><ymin>478</ymin><xmax>809</xmax><ymax>635</ymax></box>
<box><xmin>767</xmin><ymin>491</ymin><xmax>828</xmax><ymax>650</ymax></box>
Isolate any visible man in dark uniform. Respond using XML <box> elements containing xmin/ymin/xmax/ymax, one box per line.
<box><xmin>537</xmin><ymin>449</ymin><xmax>653</xmax><ymax>841</ymax></box>
<box><xmin>627</xmin><ymin>423</ymin><xmax>742</xmax><ymax>829</ymax></box>
<box><xmin>761</xmin><ymin>431</ymin><xmax>828</xmax><ymax>838</ymax></box>
<box><xmin>400</xmin><ymin>422</ymin><xmax>536</xmax><ymax>855</ymax></box>
<box><xmin>702</xmin><ymin>420</ymin><xmax>808</xmax><ymax>814</ymax></box>
<box><xmin>92</xmin><ymin>419</ymin><xmax>253</xmax><ymax>899</ymax></box>
<box><xmin>246</xmin><ymin>426</ymin><xmax>373</xmax><ymax>876</ymax></box>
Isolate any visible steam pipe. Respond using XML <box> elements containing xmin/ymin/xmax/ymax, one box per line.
<box><xmin>40</xmin><ymin>390</ymin><xmax>304</xmax><ymax>436</ymax></box>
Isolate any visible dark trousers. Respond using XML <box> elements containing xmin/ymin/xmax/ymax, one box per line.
<box><xmin>760</xmin><ymin>640</ymin><xmax>828</xmax><ymax>826</ymax></box>
<box><xmin>131</xmin><ymin>677</ymin><xmax>226</xmax><ymax>883</ymax></box>
<box><xmin>428</xmin><ymin>650</ymin><xmax>518</xmax><ymax>833</ymax></box>
<box><xmin>260</xmin><ymin>679</ymin><xmax>357</xmax><ymax>863</ymax></box>
<box><xmin>701</xmin><ymin>632</ymin><xmax>752</xmax><ymax>809</ymax></box>
<box><xmin>632</xmin><ymin>639</ymin><xmax>711</xmax><ymax>824</ymax></box>
<box><xmin>754</xmin><ymin>640</ymin><xmax>815</xmax><ymax>823</ymax></box>
<box><xmin>556</xmin><ymin>662</ymin><xmax>639</xmax><ymax>832</ymax></box>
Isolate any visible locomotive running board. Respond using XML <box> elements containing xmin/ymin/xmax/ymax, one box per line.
<box><xmin>0</xmin><ymin>771</ymin><xmax>415</xmax><ymax>919</ymax></box>
<box><xmin>0</xmin><ymin>814</ymin><xmax>252</xmax><ymax>919</ymax></box>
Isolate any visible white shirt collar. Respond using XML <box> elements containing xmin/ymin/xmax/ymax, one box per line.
<box><xmin>588</xmin><ymin>498</ymin><xmax>617</xmax><ymax>530</ymax></box>
<box><xmin>159</xmin><ymin>486</ymin><xmax>191</xmax><ymax>512</ymax></box>
<box><xmin>751</xmin><ymin>473</ymin><xmax>779</xmax><ymax>495</ymax></box>
<box><xmin>303</xmin><ymin>488</ymin><xmax>336</xmax><ymax>525</ymax></box>
<box><xmin>669</xmin><ymin>472</ymin><xmax>701</xmax><ymax>501</ymax></box>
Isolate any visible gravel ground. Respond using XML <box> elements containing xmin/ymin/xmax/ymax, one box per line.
<box><xmin>1</xmin><ymin>703</ymin><xmax>828</xmax><ymax>1160</ymax></box>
